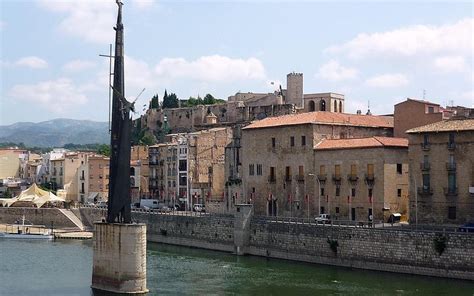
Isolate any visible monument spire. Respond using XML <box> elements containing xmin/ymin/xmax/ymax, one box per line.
<box><xmin>107</xmin><ymin>0</ymin><xmax>132</xmax><ymax>223</ymax></box>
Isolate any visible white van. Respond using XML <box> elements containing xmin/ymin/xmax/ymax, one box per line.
<box><xmin>139</xmin><ymin>199</ymin><xmax>159</xmax><ymax>209</ymax></box>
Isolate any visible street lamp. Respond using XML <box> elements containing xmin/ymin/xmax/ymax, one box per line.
<box><xmin>308</xmin><ymin>173</ymin><xmax>321</xmax><ymax>217</ymax></box>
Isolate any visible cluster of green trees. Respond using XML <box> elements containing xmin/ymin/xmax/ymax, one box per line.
<box><xmin>148</xmin><ymin>90</ymin><xmax>225</xmax><ymax>110</ymax></box>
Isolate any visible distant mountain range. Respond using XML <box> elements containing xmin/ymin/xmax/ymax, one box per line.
<box><xmin>0</xmin><ymin>118</ymin><xmax>109</xmax><ymax>147</ymax></box>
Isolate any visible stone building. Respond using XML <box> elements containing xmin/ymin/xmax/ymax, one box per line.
<box><xmin>313</xmin><ymin>137</ymin><xmax>409</xmax><ymax>222</ymax></box>
<box><xmin>137</xmin><ymin>72</ymin><xmax>345</xmax><ymax>138</ymax></box>
<box><xmin>49</xmin><ymin>152</ymin><xmax>85</xmax><ymax>202</ymax></box>
<box><xmin>0</xmin><ymin>148</ymin><xmax>27</xmax><ymax>179</ymax></box>
<box><xmin>148</xmin><ymin>142</ymin><xmax>178</xmax><ymax>205</ymax></box>
<box><xmin>131</xmin><ymin>145</ymin><xmax>149</xmax><ymax>199</ymax></box>
<box><xmin>406</xmin><ymin>118</ymin><xmax>474</xmax><ymax>224</ymax></box>
<box><xmin>394</xmin><ymin>98</ymin><xmax>452</xmax><ymax>138</ymax></box>
<box><xmin>236</xmin><ymin>111</ymin><xmax>395</xmax><ymax>217</ymax></box>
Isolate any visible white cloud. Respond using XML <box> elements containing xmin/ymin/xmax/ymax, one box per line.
<box><xmin>63</xmin><ymin>60</ymin><xmax>96</xmax><ymax>72</ymax></box>
<box><xmin>15</xmin><ymin>56</ymin><xmax>48</xmax><ymax>69</ymax></box>
<box><xmin>8</xmin><ymin>78</ymin><xmax>88</xmax><ymax>113</ymax></box>
<box><xmin>317</xmin><ymin>60</ymin><xmax>358</xmax><ymax>81</ymax></box>
<box><xmin>155</xmin><ymin>55</ymin><xmax>266</xmax><ymax>82</ymax></box>
<box><xmin>132</xmin><ymin>0</ymin><xmax>155</xmax><ymax>9</ymax></box>
<box><xmin>433</xmin><ymin>56</ymin><xmax>468</xmax><ymax>73</ymax></box>
<box><xmin>365</xmin><ymin>73</ymin><xmax>409</xmax><ymax>88</ymax></box>
<box><xmin>39</xmin><ymin>0</ymin><xmax>115</xmax><ymax>44</ymax></box>
<box><xmin>326</xmin><ymin>18</ymin><xmax>473</xmax><ymax>59</ymax></box>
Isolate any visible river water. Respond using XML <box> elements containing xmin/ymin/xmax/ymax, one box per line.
<box><xmin>0</xmin><ymin>239</ymin><xmax>472</xmax><ymax>296</ymax></box>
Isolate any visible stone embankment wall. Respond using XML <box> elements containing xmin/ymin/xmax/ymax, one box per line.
<box><xmin>0</xmin><ymin>208</ymin><xmax>78</xmax><ymax>228</ymax></box>
<box><xmin>248</xmin><ymin>218</ymin><xmax>474</xmax><ymax>280</ymax></box>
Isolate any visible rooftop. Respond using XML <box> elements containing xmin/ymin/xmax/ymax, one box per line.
<box><xmin>406</xmin><ymin>118</ymin><xmax>474</xmax><ymax>133</ymax></box>
<box><xmin>395</xmin><ymin>98</ymin><xmax>440</xmax><ymax>106</ymax></box>
<box><xmin>315</xmin><ymin>136</ymin><xmax>408</xmax><ymax>151</ymax></box>
<box><xmin>243</xmin><ymin>112</ymin><xmax>393</xmax><ymax>130</ymax></box>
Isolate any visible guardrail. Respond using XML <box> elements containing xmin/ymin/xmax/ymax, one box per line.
<box><xmin>251</xmin><ymin>216</ymin><xmax>470</xmax><ymax>234</ymax></box>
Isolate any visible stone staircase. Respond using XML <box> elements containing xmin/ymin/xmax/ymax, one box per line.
<box><xmin>58</xmin><ymin>209</ymin><xmax>85</xmax><ymax>231</ymax></box>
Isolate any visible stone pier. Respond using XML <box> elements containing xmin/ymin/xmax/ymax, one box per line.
<box><xmin>91</xmin><ymin>223</ymin><xmax>148</xmax><ymax>294</ymax></box>
<box><xmin>234</xmin><ymin>204</ymin><xmax>253</xmax><ymax>255</ymax></box>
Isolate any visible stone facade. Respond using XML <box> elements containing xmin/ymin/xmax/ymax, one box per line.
<box><xmin>407</xmin><ymin>119</ymin><xmax>474</xmax><ymax>224</ymax></box>
<box><xmin>77</xmin><ymin>155</ymin><xmax>110</xmax><ymax>203</ymax></box>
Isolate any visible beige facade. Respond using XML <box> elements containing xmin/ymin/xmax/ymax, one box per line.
<box><xmin>407</xmin><ymin>119</ymin><xmax>474</xmax><ymax>224</ymax></box>
<box><xmin>131</xmin><ymin>145</ymin><xmax>149</xmax><ymax>196</ymax></box>
<box><xmin>149</xmin><ymin>142</ymin><xmax>178</xmax><ymax>203</ymax></box>
<box><xmin>0</xmin><ymin>149</ymin><xmax>27</xmax><ymax>179</ymax></box>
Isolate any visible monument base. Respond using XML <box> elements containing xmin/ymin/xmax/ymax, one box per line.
<box><xmin>91</xmin><ymin>222</ymin><xmax>148</xmax><ymax>294</ymax></box>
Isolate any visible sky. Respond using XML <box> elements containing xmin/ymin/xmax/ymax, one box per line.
<box><xmin>0</xmin><ymin>0</ymin><xmax>473</xmax><ymax>125</ymax></box>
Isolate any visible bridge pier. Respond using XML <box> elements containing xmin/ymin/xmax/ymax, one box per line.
<box><xmin>91</xmin><ymin>222</ymin><xmax>148</xmax><ymax>294</ymax></box>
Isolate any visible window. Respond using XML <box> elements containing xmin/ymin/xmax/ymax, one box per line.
<box><xmin>335</xmin><ymin>207</ymin><xmax>340</xmax><ymax>214</ymax></box>
<box><xmin>448</xmin><ymin>173</ymin><xmax>456</xmax><ymax>192</ymax></box>
<box><xmin>335</xmin><ymin>164</ymin><xmax>341</xmax><ymax>176</ymax></box>
<box><xmin>290</xmin><ymin>136</ymin><xmax>295</xmax><ymax>147</ymax></box>
<box><xmin>423</xmin><ymin>134</ymin><xmax>429</xmax><ymax>146</ymax></box>
<box><xmin>256</xmin><ymin>164</ymin><xmax>262</xmax><ymax>176</ymax></box>
<box><xmin>351</xmin><ymin>164</ymin><xmax>357</xmax><ymax>175</ymax></box>
<box><xmin>334</xmin><ymin>102</ymin><xmax>338</xmax><ymax>112</ymax></box>
<box><xmin>397</xmin><ymin>189</ymin><xmax>402</xmax><ymax>197</ymax></box>
<box><xmin>448</xmin><ymin>207</ymin><xmax>456</xmax><ymax>220</ymax></box>
<box><xmin>368</xmin><ymin>188</ymin><xmax>373</xmax><ymax>198</ymax></box>
<box><xmin>335</xmin><ymin>185</ymin><xmax>340</xmax><ymax>196</ymax></box>
<box><xmin>309</xmin><ymin>100</ymin><xmax>315</xmax><ymax>112</ymax></box>
<box><xmin>428</xmin><ymin>106</ymin><xmax>434</xmax><ymax>113</ymax></box>
<box><xmin>320</xmin><ymin>188</ymin><xmax>325</xmax><ymax>196</ymax></box>
<box><xmin>271</xmin><ymin>138</ymin><xmax>276</xmax><ymax>148</ymax></box>
<box><xmin>321</xmin><ymin>206</ymin><xmax>325</xmax><ymax>214</ymax></box>
<box><xmin>320</xmin><ymin>165</ymin><xmax>325</xmax><ymax>175</ymax></box>
<box><xmin>320</xmin><ymin>100</ymin><xmax>326</xmax><ymax>111</ymax></box>
<box><xmin>249</xmin><ymin>164</ymin><xmax>255</xmax><ymax>176</ymax></box>
<box><xmin>339</xmin><ymin>101</ymin><xmax>343</xmax><ymax>113</ymax></box>
<box><xmin>301</xmin><ymin>136</ymin><xmax>306</xmax><ymax>146</ymax></box>
<box><xmin>285</xmin><ymin>166</ymin><xmax>291</xmax><ymax>181</ymax></box>
<box><xmin>351</xmin><ymin>188</ymin><xmax>356</xmax><ymax>197</ymax></box>
<box><xmin>396</xmin><ymin>163</ymin><xmax>402</xmax><ymax>174</ymax></box>
<box><xmin>449</xmin><ymin>133</ymin><xmax>455</xmax><ymax>144</ymax></box>
<box><xmin>179</xmin><ymin>160</ymin><xmax>187</xmax><ymax>171</ymax></box>
<box><xmin>269</xmin><ymin>167</ymin><xmax>276</xmax><ymax>182</ymax></box>
<box><xmin>298</xmin><ymin>165</ymin><xmax>304</xmax><ymax>177</ymax></box>
<box><xmin>422</xmin><ymin>174</ymin><xmax>430</xmax><ymax>189</ymax></box>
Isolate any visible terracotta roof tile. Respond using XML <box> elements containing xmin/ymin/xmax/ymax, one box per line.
<box><xmin>314</xmin><ymin>136</ymin><xmax>408</xmax><ymax>150</ymax></box>
<box><xmin>406</xmin><ymin>119</ymin><xmax>474</xmax><ymax>133</ymax></box>
<box><xmin>243</xmin><ymin>112</ymin><xmax>393</xmax><ymax>130</ymax></box>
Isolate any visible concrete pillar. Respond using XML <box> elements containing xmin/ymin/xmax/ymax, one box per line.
<box><xmin>234</xmin><ymin>204</ymin><xmax>253</xmax><ymax>255</ymax></box>
<box><xmin>92</xmin><ymin>223</ymin><xmax>148</xmax><ymax>294</ymax></box>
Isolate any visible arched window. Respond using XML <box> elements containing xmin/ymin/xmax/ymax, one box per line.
<box><xmin>334</xmin><ymin>102</ymin><xmax>338</xmax><ymax>112</ymax></box>
<box><xmin>309</xmin><ymin>100</ymin><xmax>315</xmax><ymax>112</ymax></box>
<box><xmin>339</xmin><ymin>101</ymin><xmax>343</xmax><ymax>113</ymax></box>
<box><xmin>130</xmin><ymin>167</ymin><xmax>135</xmax><ymax>176</ymax></box>
<box><xmin>320</xmin><ymin>100</ymin><xmax>326</xmax><ymax>111</ymax></box>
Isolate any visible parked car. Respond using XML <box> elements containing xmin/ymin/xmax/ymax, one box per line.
<box><xmin>97</xmin><ymin>201</ymin><xmax>107</xmax><ymax>208</ymax></box>
<box><xmin>193</xmin><ymin>204</ymin><xmax>205</xmax><ymax>212</ymax></box>
<box><xmin>458</xmin><ymin>222</ymin><xmax>474</xmax><ymax>233</ymax></box>
<box><xmin>315</xmin><ymin>214</ymin><xmax>331</xmax><ymax>224</ymax></box>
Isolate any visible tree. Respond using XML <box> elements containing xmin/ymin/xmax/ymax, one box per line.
<box><xmin>149</xmin><ymin>94</ymin><xmax>160</xmax><ymax>109</ymax></box>
<box><xmin>139</xmin><ymin>133</ymin><xmax>157</xmax><ymax>146</ymax></box>
<box><xmin>162</xmin><ymin>90</ymin><xmax>179</xmax><ymax>109</ymax></box>
<box><xmin>203</xmin><ymin>94</ymin><xmax>216</xmax><ymax>105</ymax></box>
<box><xmin>97</xmin><ymin>144</ymin><xmax>111</xmax><ymax>157</ymax></box>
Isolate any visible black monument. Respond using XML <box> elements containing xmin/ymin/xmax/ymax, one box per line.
<box><xmin>107</xmin><ymin>0</ymin><xmax>132</xmax><ymax>223</ymax></box>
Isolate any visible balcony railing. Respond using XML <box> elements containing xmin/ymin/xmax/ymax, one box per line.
<box><xmin>443</xmin><ymin>187</ymin><xmax>458</xmax><ymax>196</ymax></box>
<box><xmin>447</xmin><ymin>142</ymin><xmax>456</xmax><ymax>150</ymax></box>
<box><xmin>268</xmin><ymin>176</ymin><xmax>276</xmax><ymax>184</ymax></box>
<box><xmin>421</xmin><ymin>143</ymin><xmax>430</xmax><ymax>151</ymax></box>
<box><xmin>420</xmin><ymin>162</ymin><xmax>430</xmax><ymax>171</ymax></box>
<box><xmin>317</xmin><ymin>174</ymin><xmax>327</xmax><ymax>182</ymax></box>
<box><xmin>446</xmin><ymin>162</ymin><xmax>456</xmax><ymax>171</ymax></box>
<box><xmin>417</xmin><ymin>186</ymin><xmax>433</xmax><ymax>195</ymax></box>
<box><xmin>285</xmin><ymin>175</ymin><xmax>292</xmax><ymax>183</ymax></box>
<box><xmin>332</xmin><ymin>174</ymin><xmax>342</xmax><ymax>181</ymax></box>
<box><xmin>347</xmin><ymin>174</ymin><xmax>359</xmax><ymax>182</ymax></box>
<box><xmin>365</xmin><ymin>174</ymin><xmax>375</xmax><ymax>186</ymax></box>
<box><xmin>295</xmin><ymin>175</ymin><xmax>305</xmax><ymax>183</ymax></box>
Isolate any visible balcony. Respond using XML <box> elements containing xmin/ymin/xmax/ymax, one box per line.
<box><xmin>443</xmin><ymin>187</ymin><xmax>458</xmax><ymax>196</ymax></box>
<box><xmin>80</xmin><ymin>176</ymin><xmax>85</xmax><ymax>180</ymax></box>
<box><xmin>446</xmin><ymin>162</ymin><xmax>456</xmax><ymax>171</ymax></box>
<box><xmin>365</xmin><ymin>174</ymin><xmax>375</xmax><ymax>186</ymax></box>
<box><xmin>447</xmin><ymin>142</ymin><xmax>456</xmax><ymax>151</ymax></box>
<box><xmin>295</xmin><ymin>175</ymin><xmax>305</xmax><ymax>183</ymax></box>
<box><xmin>347</xmin><ymin>174</ymin><xmax>359</xmax><ymax>182</ymax></box>
<box><xmin>421</xmin><ymin>143</ymin><xmax>430</xmax><ymax>151</ymax></box>
<box><xmin>317</xmin><ymin>174</ymin><xmax>327</xmax><ymax>182</ymax></box>
<box><xmin>420</xmin><ymin>162</ymin><xmax>430</xmax><ymax>171</ymax></box>
<box><xmin>417</xmin><ymin>186</ymin><xmax>433</xmax><ymax>195</ymax></box>
<box><xmin>268</xmin><ymin>176</ymin><xmax>276</xmax><ymax>184</ymax></box>
<box><xmin>332</xmin><ymin>174</ymin><xmax>342</xmax><ymax>185</ymax></box>
<box><xmin>284</xmin><ymin>175</ymin><xmax>292</xmax><ymax>183</ymax></box>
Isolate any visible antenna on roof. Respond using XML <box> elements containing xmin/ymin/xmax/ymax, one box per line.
<box><xmin>423</xmin><ymin>89</ymin><xmax>426</xmax><ymax>100</ymax></box>
<box><xmin>366</xmin><ymin>100</ymin><xmax>372</xmax><ymax>115</ymax></box>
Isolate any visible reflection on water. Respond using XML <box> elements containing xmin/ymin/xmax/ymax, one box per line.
<box><xmin>1</xmin><ymin>239</ymin><xmax>473</xmax><ymax>296</ymax></box>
